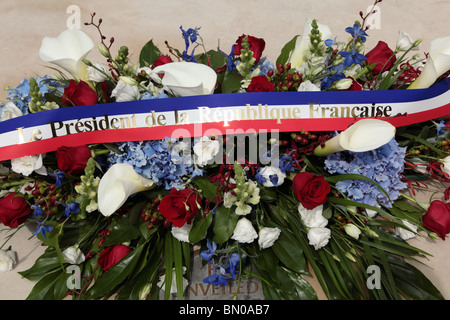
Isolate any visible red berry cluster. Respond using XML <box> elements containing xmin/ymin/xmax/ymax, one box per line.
<box><xmin>140</xmin><ymin>198</ymin><xmax>171</xmax><ymax>229</ymax></box>
<box><xmin>28</xmin><ymin>182</ymin><xmax>66</xmax><ymax>216</ymax></box>
<box><xmin>268</xmin><ymin>63</ymin><xmax>303</xmax><ymax>91</ymax></box>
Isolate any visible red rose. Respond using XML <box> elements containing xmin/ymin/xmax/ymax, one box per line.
<box><xmin>292</xmin><ymin>172</ymin><xmax>331</xmax><ymax>210</ymax></box>
<box><xmin>55</xmin><ymin>145</ymin><xmax>92</xmax><ymax>174</ymax></box>
<box><xmin>0</xmin><ymin>193</ymin><xmax>32</xmax><ymax>228</ymax></box>
<box><xmin>153</xmin><ymin>55</ymin><xmax>173</xmax><ymax>67</ymax></box>
<box><xmin>62</xmin><ymin>80</ymin><xmax>98</xmax><ymax>106</ymax></box>
<box><xmin>159</xmin><ymin>188</ymin><xmax>201</xmax><ymax>227</ymax></box>
<box><xmin>422</xmin><ymin>200</ymin><xmax>450</xmax><ymax>240</ymax></box>
<box><xmin>365</xmin><ymin>41</ymin><xmax>396</xmax><ymax>76</ymax></box>
<box><xmin>234</xmin><ymin>35</ymin><xmax>266</xmax><ymax>64</ymax></box>
<box><xmin>248</xmin><ymin>75</ymin><xmax>275</xmax><ymax>92</ymax></box>
<box><xmin>97</xmin><ymin>244</ymin><xmax>132</xmax><ymax>271</ymax></box>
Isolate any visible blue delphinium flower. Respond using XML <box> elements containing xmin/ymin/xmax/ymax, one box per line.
<box><xmin>56</xmin><ymin>201</ymin><xmax>80</xmax><ymax>218</ymax></box>
<box><xmin>321</xmin><ymin>63</ymin><xmax>346</xmax><ymax>90</ymax></box>
<box><xmin>48</xmin><ymin>170</ymin><xmax>64</xmax><ymax>187</ymax></box>
<box><xmin>203</xmin><ymin>272</ymin><xmax>229</xmax><ymax>286</ymax></box>
<box><xmin>107</xmin><ymin>138</ymin><xmax>194</xmax><ymax>190</ymax></box>
<box><xmin>225</xmin><ymin>253</ymin><xmax>241</xmax><ymax>279</ymax></box>
<box><xmin>32</xmin><ymin>205</ymin><xmax>43</xmax><ymax>217</ymax></box>
<box><xmin>32</xmin><ymin>221</ymin><xmax>53</xmax><ymax>239</ymax></box>
<box><xmin>180</xmin><ymin>25</ymin><xmax>201</xmax><ymax>62</ymax></box>
<box><xmin>200</xmin><ymin>239</ymin><xmax>217</xmax><ymax>262</ymax></box>
<box><xmin>345</xmin><ymin>23</ymin><xmax>369</xmax><ymax>43</ymax></box>
<box><xmin>339</xmin><ymin>49</ymin><xmax>367</xmax><ymax>68</ymax></box>
<box><xmin>324</xmin><ymin>138</ymin><xmax>407</xmax><ymax>208</ymax></box>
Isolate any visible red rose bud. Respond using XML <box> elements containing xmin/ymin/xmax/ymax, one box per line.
<box><xmin>233</xmin><ymin>34</ymin><xmax>266</xmax><ymax>64</ymax></box>
<box><xmin>365</xmin><ymin>41</ymin><xmax>396</xmax><ymax>76</ymax></box>
<box><xmin>292</xmin><ymin>172</ymin><xmax>331</xmax><ymax>210</ymax></box>
<box><xmin>62</xmin><ymin>80</ymin><xmax>98</xmax><ymax>106</ymax></box>
<box><xmin>422</xmin><ymin>200</ymin><xmax>450</xmax><ymax>240</ymax></box>
<box><xmin>0</xmin><ymin>193</ymin><xmax>32</xmax><ymax>228</ymax></box>
<box><xmin>153</xmin><ymin>55</ymin><xmax>173</xmax><ymax>67</ymax></box>
<box><xmin>159</xmin><ymin>188</ymin><xmax>201</xmax><ymax>228</ymax></box>
<box><xmin>55</xmin><ymin>145</ymin><xmax>92</xmax><ymax>175</ymax></box>
<box><xmin>97</xmin><ymin>244</ymin><xmax>132</xmax><ymax>271</ymax></box>
<box><xmin>247</xmin><ymin>75</ymin><xmax>275</xmax><ymax>92</ymax></box>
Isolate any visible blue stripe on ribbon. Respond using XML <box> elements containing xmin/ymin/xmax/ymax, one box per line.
<box><xmin>1</xmin><ymin>78</ymin><xmax>449</xmax><ymax>134</ymax></box>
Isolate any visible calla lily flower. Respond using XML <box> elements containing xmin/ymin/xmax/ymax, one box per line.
<box><xmin>288</xmin><ymin>18</ymin><xmax>333</xmax><ymax>69</ymax></box>
<box><xmin>314</xmin><ymin>119</ymin><xmax>396</xmax><ymax>156</ymax></box>
<box><xmin>408</xmin><ymin>36</ymin><xmax>450</xmax><ymax>89</ymax></box>
<box><xmin>39</xmin><ymin>29</ymin><xmax>94</xmax><ymax>81</ymax></box>
<box><xmin>152</xmin><ymin>61</ymin><xmax>217</xmax><ymax>96</ymax></box>
<box><xmin>97</xmin><ymin>163</ymin><xmax>155</xmax><ymax>216</ymax></box>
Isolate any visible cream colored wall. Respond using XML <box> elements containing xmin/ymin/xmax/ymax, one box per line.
<box><xmin>0</xmin><ymin>0</ymin><xmax>449</xmax><ymax>300</ymax></box>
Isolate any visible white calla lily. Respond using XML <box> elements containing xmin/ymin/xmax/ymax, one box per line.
<box><xmin>152</xmin><ymin>61</ymin><xmax>217</xmax><ymax>96</ymax></box>
<box><xmin>288</xmin><ymin>18</ymin><xmax>332</xmax><ymax>69</ymax></box>
<box><xmin>97</xmin><ymin>163</ymin><xmax>155</xmax><ymax>216</ymax></box>
<box><xmin>408</xmin><ymin>36</ymin><xmax>450</xmax><ymax>89</ymax></box>
<box><xmin>39</xmin><ymin>29</ymin><xmax>94</xmax><ymax>81</ymax></box>
<box><xmin>314</xmin><ymin>119</ymin><xmax>396</xmax><ymax>156</ymax></box>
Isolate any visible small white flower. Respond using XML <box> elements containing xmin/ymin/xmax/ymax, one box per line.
<box><xmin>442</xmin><ymin>156</ymin><xmax>450</xmax><ymax>176</ymax></box>
<box><xmin>193</xmin><ymin>136</ymin><xmax>220</xmax><ymax>167</ymax></box>
<box><xmin>297</xmin><ymin>80</ymin><xmax>321</xmax><ymax>92</ymax></box>
<box><xmin>307</xmin><ymin>227</ymin><xmax>331</xmax><ymax>250</ymax></box>
<box><xmin>62</xmin><ymin>246</ymin><xmax>85</xmax><ymax>265</ymax></box>
<box><xmin>223</xmin><ymin>191</ymin><xmax>237</xmax><ymax>208</ymax></box>
<box><xmin>298</xmin><ymin>204</ymin><xmax>328</xmax><ymax>228</ymax></box>
<box><xmin>111</xmin><ymin>79</ymin><xmax>140</xmax><ymax>102</ymax></box>
<box><xmin>231</xmin><ymin>217</ymin><xmax>258</xmax><ymax>243</ymax></box>
<box><xmin>257</xmin><ymin>166</ymin><xmax>286</xmax><ymax>187</ymax></box>
<box><xmin>136</xmin><ymin>67</ymin><xmax>162</xmax><ymax>84</ymax></box>
<box><xmin>86</xmin><ymin>62</ymin><xmax>109</xmax><ymax>82</ymax></box>
<box><xmin>0</xmin><ymin>249</ymin><xmax>17</xmax><ymax>272</ymax></box>
<box><xmin>395</xmin><ymin>220</ymin><xmax>418</xmax><ymax>240</ymax></box>
<box><xmin>157</xmin><ymin>267</ymin><xmax>189</xmax><ymax>294</ymax></box>
<box><xmin>0</xmin><ymin>102</ymin><xmax>23</xmax><ymax>121</ymax></box>
<box><xmin>171</xmin><ymin>223</ymin><xmax>194</xmax><ymax>243</ymax></box>
<box><xmin>258</xmin><ymin>227</ymin><xmax>281</xmax><ymax>249</ymax></box>
<box><xmin>11</xmin><ymin>154</ymin><xmax>46</xmax><ymax>177</ymax></box>
<box><xmin>396</xmin><ymin>31</ymin><xmax>419</xmax><ymax>52</ymax></box>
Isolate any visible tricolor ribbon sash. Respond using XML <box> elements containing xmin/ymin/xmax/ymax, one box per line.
<box><xmin>0</xmin><ymin>78</ymin><xmax>449</xmax><ymax>161</ymax></box>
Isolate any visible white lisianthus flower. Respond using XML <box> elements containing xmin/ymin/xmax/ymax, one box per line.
<box><xmin>314</xmin><ymin>119</ymin><xmax>396</xmax><ymax>156</ymax></box>
<box><xmin>157</xmin><ymin>267</ymin><xmax>189</xmax><ymax>294</ymax></box>
<box><xmin>344</xmin><ymin>223</ymin><xmax>361</xmax><ymax>240</ymax></box>
<box><xmin>231</xmin><ymin>217</ymin><xmax>258</xmax><ymax>243</ymax></box>
<box><xmin>395</xmin><ymin>220</ymin><xmax>418</xmax><ymax>240</ymax></box>
<box><xmin>396</xmin><ymin>31</ymin><xmax>419</xmax><ymax>52</ymax></box>
<box><xmin>11</xmin><ymin>154</ymin><xmax>46</xmax><ymax>176</ymax></box>
<box><xmin>297</xmin><ymin>80</ymin><xmax>321</xmax><ymax>92</ymax></box>
<box><xmin>307</xmin><ymin>227</ymin><xmax>331</xmax><ymax>250</ymax></box>
<box><xmin>86</xmin><ymin>62</ymin><xmax>109</xmax><ymax>82</ymax></box>
<box><xmin>152</xmin><ymin>61</ymin><xmax>217</xmax><ymax>96</ymax></box>
<box><xmin>0</xmin><ymin>102</ymin><xmax>23</xmax><ymax>121</ymax></box>
<box><xmin>193</xmin><ymin>136</ymin><xmax>220</xmax><ymax>167</ymax></box>
<box><xmin>62</xmin><ymin>245</ymin><xmax>85</xmax><ymax>265</ymax></box>
<box><xmin>258</xmin><ymin>227</ymin><xmax>281</xmax><ymax>249</ymax></box>
<box><xmin>111</xmin><ymin>79</ymin><xmax>140</xmax><ymax>102</ymax></box>
<box><xmin>288</xmin><ymin>18</ymin><xmax>332</xmax><ymax>69</ymax></box>
<box><xmin>408</xmin><ymin>36</ymin><xmax>450</xmax><ymax>89</ymax></box>
<box><xmin>0</xmin><ymin>249</ymin><xmax>16</xmax><ymax>272</ymax></box>
<box><xmin>223</xmin><ymin>191</ymin><xmax>237</xmax><ymax>208</ymax></box>
<box><xmin>257</xmin><ymin>166</ymin><xmax>286</xmax><ymax>187</ymax></box>
<box><xmin>136</xmin><ymin>67</ymin><xmax>162</xmax><ymax>84</ymax></box>
<box><xmin>298</xmin><ymin>204</ymin><xmax>328</xmax><ymax>228</ymax></box>
<box><xmin>171</xmin><ymin>223</ymin><xmax>194</xmax><ymax>243</ymax></box>
<box><xmin>442</xmin><ymin>156</ymin><xmax>450</xmax><ymax>176</ymax></box>
<box><xmin>39</xmin><ymin>29</ymin><xmax>94</xmax><ymax>81</ymax></box>
<box><xmin>97</xmin><ymin>163</ymin><xmax>155</xmax><ymax>216</ymax></box>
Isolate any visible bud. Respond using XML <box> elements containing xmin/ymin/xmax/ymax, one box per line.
<box><xmin>97</xmin><ymin>43</ymin><xmax>110</xmax><ymax>58</ymax></box>
<box><xmin>345</xmin><ymin>252</ymin><xmax>357</xmax><ymax>262</ymax></box>
<box><xmin>429</xmin><ymin>232</ymin><xmax>440</xmax><ymax>240</ymax></box>
<box><xmin>119</xmin><ymin>76</ymin><xmax>139</xmax><ymax>86</ymax></box>
<box><xmin>344</xmin><ymin>223</ymin><xmax>361</xmax><ymax>240</ymax></box>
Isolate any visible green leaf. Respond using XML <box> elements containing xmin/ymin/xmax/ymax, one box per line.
<box><xmin>103</xmin><ymin>202</ymin><xmax>143</xmax><ymax>246</ymax></box>
<box><xmin>192</xmin><ymin>176</ymin><xmax>218</xmax><ymax>200</ymax></box>
<box><xmin>195</xmin><ymin>49</ymin><xmax>227</xmax><ymax>70</ymax></box>
<box><xmin>139</xmin><ymin>39</ymin><xmax>162</xmax><ymax>67</ymax></box>
<box><xmin>213</xmin><ymin>205</ymin><xmax>239</xmax><ymax>244</ymax></box>
<box><xmin>276</xmin><ymin>35</ymin><xmax>299</xmax><ymax>66</ymax></box>
<box><xmin>271</xmin><ymin>231</ymin><xmax>307</xmax><ymax>274</ymax></box>
<box><xmin>164</xmin><ymin>231</ymin><xmax>174</xmax><ymax>300</ymax></box>
<box><xmin>172</xmin><ymin>236</ymin><xmax>185</xmax><ymax>300</ymax></box>
<box><xmin>85</xmin><ymin>243</ymin><xmax>146</xmax><ymax>299</ymax></box>
<box><xmin>25</xmin><ymin>270</ymin><xmax>61</xmax><ymax>300</ymax></box>
<box><xmin>19</xmin><ymin>248</ymin><xmax>61</xmax><ymax>281</ymax></box>
<box><xmin>221</xmin><ymin>69</ymin><xmax>243</xmax><ymax>93</ymax></box>
<box><xmin>280</xmin><ymin>267</ymin><xmax>318</xmax><ymax>300</ymax></box>
<box><xmin>189</xmin><ymin>212</ymin><xmax>213</xmax><ymax>243</ymax></box>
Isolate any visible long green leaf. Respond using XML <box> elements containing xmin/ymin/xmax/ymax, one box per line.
<box><xmin>172</xmin><ymin>236</ymin><xmax>184</xmax><ymax>300</ymax></box>
<box><xmin>164</xmin><ymin>231</ymin><xmax>173</xmax><ymax>300</ymax></box>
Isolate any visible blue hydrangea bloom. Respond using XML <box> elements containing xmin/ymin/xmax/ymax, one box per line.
<box><xmin>6</xmin><ymin>76</ymin><xmax>66</xmax><ymax>115</ymax></box>
<box><xmin>324</xmin><ymin>138</ymin><xmax>407</xmax><ymax>208</ymax></box>
<box><xmin>107</xmin><ymin>138</ymin><xmax>194</xmax><ymax>190</ymax></box>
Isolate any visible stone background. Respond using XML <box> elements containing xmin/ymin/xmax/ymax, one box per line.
<box><xmin>0</xmin><ymin>0</ymin><xmax>449</xmax><ymax>300</ymax></box>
